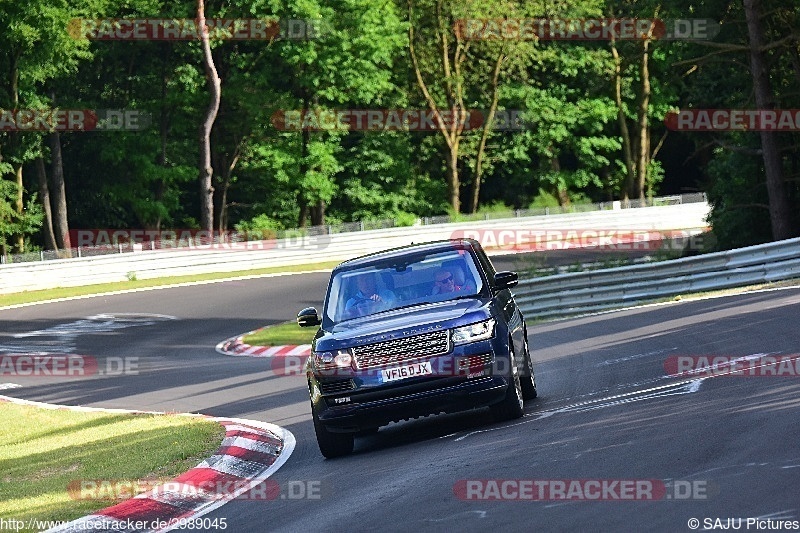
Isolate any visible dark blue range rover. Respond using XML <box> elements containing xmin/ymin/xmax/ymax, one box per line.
<box><xmin>297</xmin><ymin>239</ymin><xmax>537</xmax><ymax>458</ymax></box>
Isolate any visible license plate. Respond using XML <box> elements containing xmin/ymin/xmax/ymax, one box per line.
<box><xmin>380</xmin><ymin>361</ymin><xmax>433</xmax><ymax>382</ymax></box>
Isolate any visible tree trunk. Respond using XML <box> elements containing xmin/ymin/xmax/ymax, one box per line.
<box><xmin>13</xmin><ymin>163</ymin><xmax>23</xmax><ymax>253</ymax></box>
<box><xmin>214</xmin><ymin>144</ymin><xmax>240</xmax><ymax>233</ymax></box>
<box><xmin>35</xmin><ymin>157</ymin><xmax>58</xmax><ymax>251</ymax></box>
<box><xmin>636</xmin><ymin>37</ymin><xmax>652</xmax><ymax>201</ymax></box>
<box><xmin>198</xmin><ymin>0</ymin><xmax>221</xmax><ymax>234</ymax></box>
<box><xmin>298</xmin><ymin>125</ymin><xmax>310</xmax><ymax>227</ymax></box>
<box><xmin>610</xmin><ymin>38</ymin><xmax>635</xmax><ymax>202</ymax></box>
<box><xmin>9</xmin><ymin>50</ymin><xmax>24</xmax><ymax>252</ymax></box>
<box><xmin>297</xmin><ymin>194</ymin><xmax>308</xmax><ymax>228</ymax></box>
<box><xmin>447</xmin><ymin>142</ymin><xmax>460</xmax><ymax>213</ymax></box>
<box><xmin>471</xmin><ymin>54</ymin><xmax>504</xmax><ymax>214</ymax></box>
<box><xmin>157</xmin><ymin>58</ymin><xmax>169</xmax><ymax>232</ymax></box>
<box><xmin>214</xmin><ymin>153</ymin><xmax>227</xmax><ymax>233</ymax></box>
<box><xmin>744</xmin><ymin>0</ymin><xmax>795</xmax><ymax>240</ymax></box>
<box><xmin>551</xmin><ymin>156</ymin><xmax>569</xmax><ymax>207</ymax></box>
<box><xmin>311</xmin><ymin>200</ymin><xmax>325</xmax><ymax>226</ymax></box>
<box><xmin>47</xmin><ymin>131</ymin><xmax>71</xmax><ymax>254</ymax></box>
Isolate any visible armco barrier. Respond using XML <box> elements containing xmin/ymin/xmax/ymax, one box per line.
<box><xmin>515</xmin><ymin>237</ymin><xmax>800</xmax><ymax>319</ymax></box>
<box><xmin>0</xmin><ymin>201</ymin><xmax>709</xmax><ymax>294</ymax></box>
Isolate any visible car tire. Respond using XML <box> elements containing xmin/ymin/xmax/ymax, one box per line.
<box><xmin>490</xmin><ymin>339</ymin><xmax>525</xmax><ymax>422</ymax></box>
<box><xmin>312</xmin><ymin>403</ymin><xmax>354</xmax><ymax>458</ymax></box>
<box><xmin>520</xmin><ymin>332</ymin><xmax>537</xmax><ymax>400</ymax></box>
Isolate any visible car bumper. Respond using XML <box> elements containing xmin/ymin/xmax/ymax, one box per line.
<box><xmin>312</xmin><ymin>374</ymin><xmax>509</xmax><ymax>432</ymax></box>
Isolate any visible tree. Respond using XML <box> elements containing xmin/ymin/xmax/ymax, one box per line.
<box><xmin>743</xmin><ymin>0</ymin><xmax>795</xmax><ymax>240</ymax></box>
<box><xmin>197</xmin><ymin>0</ymin><xmax>221</xmax><ymax>234</ymax></box>
<box><xmin>0</xmin><ymin>0</ymin><xmax>94</xmax><ymax>253</ymax></box>
<box><xmin>672</xmin><ymin>0</ymin><xmax>799</xmax><ymax>246</ymax></box>
<box><xmin>407</xmin><ymin>0</ymin><xmax>524</xmax><ymax>213</ymax></box>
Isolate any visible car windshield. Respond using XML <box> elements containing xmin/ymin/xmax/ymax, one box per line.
<box><xmin>324</xmin><ymin>248</ymin><xmax>484</xmax><ymax>325</ymax></box>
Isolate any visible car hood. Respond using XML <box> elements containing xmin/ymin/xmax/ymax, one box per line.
<box><xmin>314</xmin><ymin>298</ymin><xmax>492</xmax><ymax>351</ymax></box>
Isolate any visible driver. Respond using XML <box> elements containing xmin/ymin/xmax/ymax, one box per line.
<box><xmin>344</xmin><ymin>273</ymin><xmax>396</xmax><ymax>317</ymax></box>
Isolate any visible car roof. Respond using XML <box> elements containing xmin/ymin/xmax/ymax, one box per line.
<box><xmin>334</xmin><ymin>239</ymin><xmax>480</xmax><ymax>271</ymax></box>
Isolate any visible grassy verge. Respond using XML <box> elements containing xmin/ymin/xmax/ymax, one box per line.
<box><xmin>0</xmin><ymin>403</ymin><xmax>225</xmax><ymax>532</ymax></box>
<box><xmin>0</xmin><ymin>261</ymin><xmax>340</xmax><ymax>308</ymax></box>
<box><xmin>242</xmin><ymin>320</ymin><xmax>316</xmax><ymax>347</ymax></box>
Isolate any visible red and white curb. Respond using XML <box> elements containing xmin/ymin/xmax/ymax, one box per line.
<box><xmin>215</xmin><ymin>328</ymin><xmax>311</xmax><ymax>358</ymax></box>
<box><xmin>0</xmin><ymin>394</ymin><xmax>295</xmax><ymax>533</ymax></box>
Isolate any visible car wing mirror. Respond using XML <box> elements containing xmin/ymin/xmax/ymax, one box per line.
<box><xmin>297</xmin><ymin>307</ymin><xmax>321</xmax><ymax>327</ymax></box>
<box><xmin>493</xmin><ymin>271</ymin><xmax>518</xmax><ymax>290</ymax></box>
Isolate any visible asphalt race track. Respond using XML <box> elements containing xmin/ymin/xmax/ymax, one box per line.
<box><xmin>2</xmin><ymin>265</ymin><xmax>800</xmax><ymax>532</ymax></box>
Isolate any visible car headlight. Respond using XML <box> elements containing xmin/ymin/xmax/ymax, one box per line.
<box><xmin>313</xmin><ymin>349</ymin><xmax>353</xmax><ymax>371</ymax></box>
<box><xmin>452</xmin><ymin>318</ymin><xmax>495</xmax><ymax>345</ymax></box>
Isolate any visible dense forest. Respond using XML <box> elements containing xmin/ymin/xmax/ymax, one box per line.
<box><xmin>0</xmin><ymin>0</ymin><xmax>798</xmax><ymax>257</ymax></box>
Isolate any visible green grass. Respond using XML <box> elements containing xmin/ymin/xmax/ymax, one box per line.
<box><xmin>0</xmin><ymin>261</ymin><xmax>340</xmax><ymax>308</ymax></box>
<box><xmin>0</xmin><ymin>403</ymin><xmax>225</xmax><ymax>532</ymax></box>
<box><xmin>242</xmin><ymin>320</ymin><xmax>316</xmax><ymax>347</ymax></box>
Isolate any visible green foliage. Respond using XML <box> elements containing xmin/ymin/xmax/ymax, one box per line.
<box><xmin>529</xmin><ymin>189</ymin><xmax>562</xmax><ymax>209</ymax></box>
<box><xmin>528</xmin><ymin>189</ymin><xmax>592</xmax><ymax>209</ymax></box>
<box><xmin>2</xmin><ymin>0</ymin><xmax>797</xmax><ymax>252</ymax></box>
<box><xmin>705</xmin><ymin>144</ymin><xmax>773</xmax><ymax>250</ymax></box>
<box><xmin>0</xmin><ymin>180</ymin><xmax>43</xmax><ymax>253</ymax></box>
<box><xmin>477</xmin><ymin>201</ymin><xmax>512</xmax><ymax>214</ymax></box>
<box><xmin>234</xmin><ymin>213</ymin><xmax>284</xmax><ymax>237</ymax></box>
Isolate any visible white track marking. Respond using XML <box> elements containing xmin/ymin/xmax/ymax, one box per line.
<box><xmin>451</xmin><ymin>378</ymin><xmax>705</xmax><ymax>443</ymax></box>
<box><xmin>596</xmin><ymin>348</ymin><xmax>678</xmax><ymax>367</ymax></box>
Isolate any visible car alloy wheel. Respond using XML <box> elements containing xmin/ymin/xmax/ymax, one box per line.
<box><xmin>520</xmin><ymin>333</ymin><xmax>537</xmax><ymax>400</ymax></box>
<box><xmin>490</xmin><ymin>338</ymin><xmax>525</xmax><ymax>421</ymax></box>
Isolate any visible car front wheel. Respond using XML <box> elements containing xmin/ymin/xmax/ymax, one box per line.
<box><xmin>312</xmin><ymin>403</ymin><xmax>354</xmax><ymax>458</ymax></box>
<box><xmin>520</xmin><ymin>333</ymin><xmax>537</xmax><ymax>400</ymax></box>
<box><xmin>490</xmin><ymin>340</ymin><xmax>525</xmax><ymax>421</ymax></box>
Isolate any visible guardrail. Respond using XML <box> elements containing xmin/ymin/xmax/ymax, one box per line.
<box><xmin>0</xmin><ymin>200</ymin><xmax>709</xmax><ymax>294</ymax></box>
<box><xmin>515</xmin><ymin>236</ymin><xmax>800</xmax><ymax>319</ymax></box>
<box><xmin>2</xmin><ymin>193</ymin><xmax>705</xmax><ymax>265</ymax></box>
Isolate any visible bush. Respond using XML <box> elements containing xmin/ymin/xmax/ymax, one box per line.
<box><xmin>234</xmin><ymin>214</ymin><xmax>283</xmax><ymax>240</ymax></box>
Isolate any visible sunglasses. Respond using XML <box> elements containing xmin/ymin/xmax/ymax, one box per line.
<box><xmin>436</xmin><ymin>275</ymin><xmax>453</xmax><ymax>284</ymax></box>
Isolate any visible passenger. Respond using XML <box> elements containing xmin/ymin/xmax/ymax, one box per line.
<box><xmin>432</xmin><ymin>268</ymin><xmax>464</xmax><ymax>294</ymax></box>
<box><xmin>344</xmin><ymin>273</ymin><xmax>396</xmax><ymax>317</ymax></box>
<box><xmin>451</xmin><ymin>266</ymin><xmax>476</xmax><ymax>293</ymax></box>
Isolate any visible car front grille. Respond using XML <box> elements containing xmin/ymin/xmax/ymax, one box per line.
<box><xmin>352</xmin><ymin>329</ymin><xmax>450</xmax><ymax>369</ymax></box>
<box><xmin>320</xmin><ymin>379</ymin><xmax>355</xmax><ymax>394</ymax></box>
